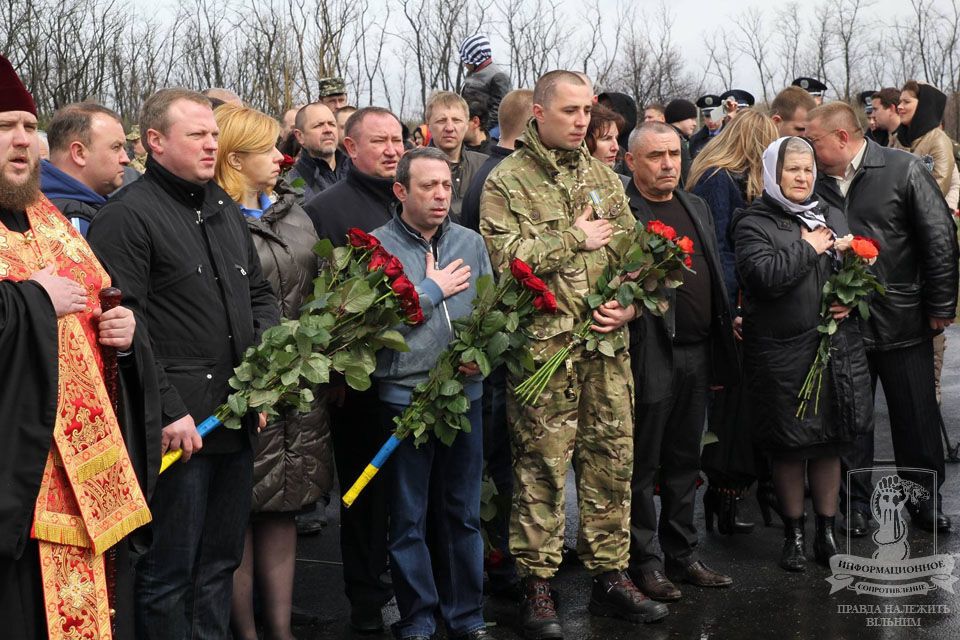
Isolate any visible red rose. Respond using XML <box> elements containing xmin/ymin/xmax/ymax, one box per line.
<box><xmin>347</xmin><ymin>228</ymin><xmax>381</xmax><ymax>250</ymax></box>
<box><xmin>646</xmin><ymin>220</ymin><xmax>677</xmax><ymax>241</ymax></box>
<box><xmin>368</xmin><ymin>246</ymin><xmax>390</xmax><ymax>272</ymax></box>
<box><xmin>280</xmin><ymin>153</ymin><xmax>296</xmax><ymax>170</ymax></box>
<box><xmin>522</xmin><ymin>275</ymin><xmax>550</xmax><ymax>294</ymax></box>
<box><xmin>533</xmin><ymin>291</ymin><xmax>558</xmax><ymax>313</ymax></box>
<box><xmin>510</xmin><ymin>259</ymin><xmax>535</xmax><ymax>282</ymax></box>
<box><xmin>684</xmin><ymin>255</ymin><xmax>693</xmax><ymax>268</ymax></box>
<box><xmin>384</xmin><ymin>255</ymin><xmax>405</xmax><ymax>280</ymax></box>
<box><xmin>391</xmin><ymin>274</ymin><xmax>416</xmax><ymax>300</ymax></box>
<box><xmin>676</xmin><ymin>236</ymin><xmax>694</xmax><ymax>254</ymax></box>
<box><xmin>850</xmin><ymin>236</ymin><xmax>879</xmax><ymax>261</ymax></box>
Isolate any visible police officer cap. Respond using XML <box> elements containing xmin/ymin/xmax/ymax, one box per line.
<box><xmin>318</xmin><ymin>77</ymin><xmax>347</xmax><ymax>98</ymax></box>
<box><xmin>792</xmin><ymin>77</ymin><xmax>827</xmax><ymax>95</ymax></box>
<box><xmin>696</xmin><ymin>94</ymin><xmax>722</xmax><ymax>113</ymax></box>
<box><xmin>719</xmin><ymin>89</ymin><xmax>755</xmax><ymax>108</ymax></box>
<box><xmin>858</xmin><ymin>90</ymin><xmax>876</xmax><ymax>114</ymax></box>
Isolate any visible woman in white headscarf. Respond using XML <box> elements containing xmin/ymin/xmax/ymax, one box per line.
<box><xmin>730</xmin><ymin>137</ymin><xmax>873</xmax><ymax>573</ymax></box>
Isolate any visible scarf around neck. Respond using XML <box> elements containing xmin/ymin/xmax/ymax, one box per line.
<box><xmin>761</xmin><ymin>136</ymin><xmax>825</xmax><ymax>229</ymax></box>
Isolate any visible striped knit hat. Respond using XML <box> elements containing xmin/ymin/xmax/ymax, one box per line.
<box><xmin>459</xmin><ymin>34</ymin><xmax>492</xmax><ymax>66</ymax></box>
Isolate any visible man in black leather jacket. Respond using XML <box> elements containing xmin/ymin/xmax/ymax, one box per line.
<box><xmin>88</xmin><ymin>88</ymin><xmax>279</xmax><ymax>639</ymax></box>
<box><xmin>808</xmin><ymin>102</ymin><xmax>959</xmax><ymax>534</ymax></box>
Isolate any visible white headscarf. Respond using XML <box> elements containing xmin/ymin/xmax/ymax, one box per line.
<box><xmin>762</xmin><ymin>136</ymin><xmax>825</xmax><ymax>229</ymax></box>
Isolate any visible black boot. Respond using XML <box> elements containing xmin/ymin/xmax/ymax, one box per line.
<box><xmin>705</xmin><ymin>486</ymin><xmax>755</xmax><ymax>535</ymax></box>
<box><xmin>519</xmin><ymin>577</ymin><xmax>563</xmax><ymax>640</ymax></box>
<box><xmin>813</xmin><ymin>515</ymin><xmax>839</xmax><ymax>566</ymax></box>
<box><xmin>588</xmin><ymin>570</ymin><xmax>669</xmax><ymax>623</ymax></box>
<box><xmin>780</xmin><ymin>516</ymin><xmax>806</xmax><ymax>572</ymax></box>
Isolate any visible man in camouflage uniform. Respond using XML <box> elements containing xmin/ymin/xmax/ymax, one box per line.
<box><xmin>318</xmin><ymin>76</ymin><xmax>349</xmax><ymax>112</ymax></box>
<box><xmin>127</xmin><ymin>125</ymin><xmax>147</xmax><ymax>173</ymax></box>
<box><xmin>480</xmin><ymin>70</ymin><xmax>668</xmax><ymax>640</ymax></box>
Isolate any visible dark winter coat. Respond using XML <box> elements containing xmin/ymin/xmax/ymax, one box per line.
<box><xmin>87</xmin><ymin>157</ymin><xmax>279</xmax><ymax>454</ymax></box>
<box><xmin>814</xmin><ymin>139</ymin><xmax>959</xmax><ymax>351</ymax></box>
<box><xmin>244</xmin><ymin>187</ymin><xmax>332</xmax><ymax>511</ymax></box>
<box><xmin>690</xmin><ymin>168</ymin><xmax>748</xmax><ymax>310</ymax></box>
<box><xmin>304</xmin><ymin>164</ymin><xmax>399</xmax><ymax>246</ymax></box>
<box><xmin>284</xmin><ymin>149</ymin><xmax>350</xmax><ymax>202</ymax></box>
<box><xmin>625</xmin><ymin>182</ymin><xmax>739</xmax><ymax>404</ymax></box>
<box><xmin>460</xmin><ymin>61</ymin><xmax>513</xmax><ymax>132</ymax></box>
<box><xmin>732</xmin><ymin>195</ymin><xmax>873</xmax><ymax>453</ymax></box>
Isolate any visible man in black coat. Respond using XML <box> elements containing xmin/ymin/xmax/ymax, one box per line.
<box><xmin>623</xmin><ymin>122</ymin><xmax>739</xmax><ymax>601</ymax></box>
<box><xmin>807</xmin><ymin>102</ymin><xmax>959</xmax><ymax>534</ymax></box>
<box><xmin>303</xmin><ymin>105</ymin><xmax>406</xmax><ymax>632</ymax></box>
<box><xmin>88</xmin><ymin>88</ymin><xmax>279</xmax><ymax>639</ymax></box>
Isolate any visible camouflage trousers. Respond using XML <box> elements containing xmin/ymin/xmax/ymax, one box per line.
<box><xmin>507</xmin><ymin>339</ymin><xmax>634</xmax><ymax>578</ymax></box>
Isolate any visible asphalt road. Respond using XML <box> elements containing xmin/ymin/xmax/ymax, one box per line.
<box><xmin>286</xmin><ymin>326</ymin><xmax>960</xmax><ymax>640</ymax></box>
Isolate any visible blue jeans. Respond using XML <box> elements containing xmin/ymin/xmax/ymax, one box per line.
<box><xmin>134</xmin><ymin>448</ymin><xmax>253</xmax><ymax>640</ymax></box>
<box><xmin>384</xmin><ymin>399</ymin><xmax>485</xmax><ymax>639</ymax></box>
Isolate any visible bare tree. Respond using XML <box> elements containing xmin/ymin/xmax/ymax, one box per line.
<box><xmin>732</xmin><ymin>8</ymin><xmax>775</xmax><ymax>103</ymax></box>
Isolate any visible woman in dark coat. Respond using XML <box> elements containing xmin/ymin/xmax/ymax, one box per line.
<box><xmin>214</xmin><ymin>104</ymin><xmax>332</xmax><ymax>640</ymax></box>
<box><xmin>732</xmin><ymin>137</ymin><xmax>873</xmax><ymax>572</ymax></box>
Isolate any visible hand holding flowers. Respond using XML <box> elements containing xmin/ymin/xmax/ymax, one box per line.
<box><xmin>796</xmin><ymin>234</ymin><xmax>883</xmax><ymax>419</ymax></box>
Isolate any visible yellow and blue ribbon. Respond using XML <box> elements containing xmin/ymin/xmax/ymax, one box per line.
<box><xmin>158</xmin><ymin>414</ymin><xmax>224</xmax><ymax>474</ymax></box>
<box><xmin>342</xmin><ymin>434</ymin><xmax>403</xmax><ymax>507</ymax></box>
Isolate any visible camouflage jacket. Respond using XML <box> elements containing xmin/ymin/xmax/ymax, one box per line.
<box><xmin>479</xmin><ymin>119</ymin><xmax>634</xmax><ymax>349</ymax></box>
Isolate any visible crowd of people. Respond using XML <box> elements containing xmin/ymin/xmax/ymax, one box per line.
<box><xmin>0</xmin><ymin>26</ymin><xmax>958</xmax><ymax>640</ymax></box>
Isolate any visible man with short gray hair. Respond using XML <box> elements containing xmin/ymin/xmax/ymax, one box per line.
<box><xmin>623</xmin><ymin>122</ymin><xmax>737</xmax><ymax>601</ymax></box>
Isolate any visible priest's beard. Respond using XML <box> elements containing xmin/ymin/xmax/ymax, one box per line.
<box><xmin>0</xmin><ymin>161</ymin><xmax>40</xmax><ymax>211</ymax></box>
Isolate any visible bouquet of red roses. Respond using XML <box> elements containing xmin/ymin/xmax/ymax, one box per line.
<box><xmin>161</xmin><ymin>228</ymin><xmax>422</xmax><ymax>472</ymax></box>
<box><xmin>796</xmin><ymin>235</ymin><xmax>884</xmax><ymax>419</ymax></box>
<box><xmin>514</xmin><ymin>218</ymin><xmax>694</xmax><ymax>405</ymax></box>
<box><xmin>342</xmin><ymin>258</ymin><xmax>556</xmax><ymax>506</ymax></box>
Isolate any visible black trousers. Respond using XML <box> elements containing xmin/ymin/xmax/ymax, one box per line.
<box><xmin>630</xmin><ymin>341</ymin><xmax>709</xmax><ymax>572</ymax></box>
<box><xmin>331</xmin><ymin>385</ymin><xmax>392</xmax><ymax>611</ymax></box>
<box><xmin>841</xmin><ymin>338</ymin><xmax>946</xmax><ymax>515</ymax></box>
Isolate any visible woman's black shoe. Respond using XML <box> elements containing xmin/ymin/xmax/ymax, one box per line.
<box><xmin>780</xmin><ymin>516</ymin><xmax>806</xmax><ymax>572</ymax></box>
<box><xmin>704</xmin><ymin>486</ymin><xmax>754</xmax><ymax>535</ymax></box>
<box><xmin>813</xmin><ymin>515</ymin><xmax>839</xmax><ymax>566</ymax></box>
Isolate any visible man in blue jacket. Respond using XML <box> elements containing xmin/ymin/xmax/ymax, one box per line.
<box><xmin>372</xmin><ymin>146</ymin><xmax>492</xmax><ymax>640</ymax></box>
<box><xmin>41</xmin><ymin>102</ymin><xmax>130</xmax><ymax>235</ymax></box>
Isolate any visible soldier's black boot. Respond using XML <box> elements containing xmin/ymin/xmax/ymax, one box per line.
<box><xmin>519</xmin><ymin>577</ymin><xmax>563</xmax><ymax>640</ymax></box>
<box><xmin>813</xmin><ymin>515</ymin><xmax>839</xmax><ymax>566</ymax></box>
<box><xmin>588</xmin><ymin>571</ymin><xmax>669</xmax><ymax>624</ymax></box>
<box><xmin>780</xmin><ymin>516</ymin><xmax>806</xmax><ymax>572</ymax></box>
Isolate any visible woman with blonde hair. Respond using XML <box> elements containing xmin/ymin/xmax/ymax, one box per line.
<box><xmin>214</xmin><ymin>103</ymin><xmax>331</xmax><ymax>640</ymax></box>
<box><xmin>687</xmin><ymin>110</ymin><xmax>779</xmax><ymax>308</ymax></box>
<box><xmin>686</xmin><ymin>110</ymin><xmax>779</xmax><ymax>537</ymax></box>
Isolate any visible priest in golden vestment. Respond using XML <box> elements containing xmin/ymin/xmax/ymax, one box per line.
<box><xmin>0</xmin><ymin>55</ymin><xmax>154</xmax><ymax>640</ymax></box>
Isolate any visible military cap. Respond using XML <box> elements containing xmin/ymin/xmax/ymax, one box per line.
<box><xmin>318</xmin><ymin>76</ymin><xmax>347</xmax><ymax>98</ymax></box>
<box><xmin>792</xmin><ymin>77</ymin><xmax>827</xmax><ymax>96</ymax></box>
<box><xmin>695</xmin><ymin>94</ymin><xmax>722</xmax><ymax>114</ymax></box>
<box><xmin>858</xmin><ymin>90</ymin><xmax>877</xmax><ymax>114</ymax></box>
<box><xmin>126</xmin><ymin>124</ymin><xmax>141</xmax><ymax>141</ymax></box>
<box><xmin>719</xmin><ymin>89</ymin><xmax>755</xmax><ymax>108</ymax></box>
